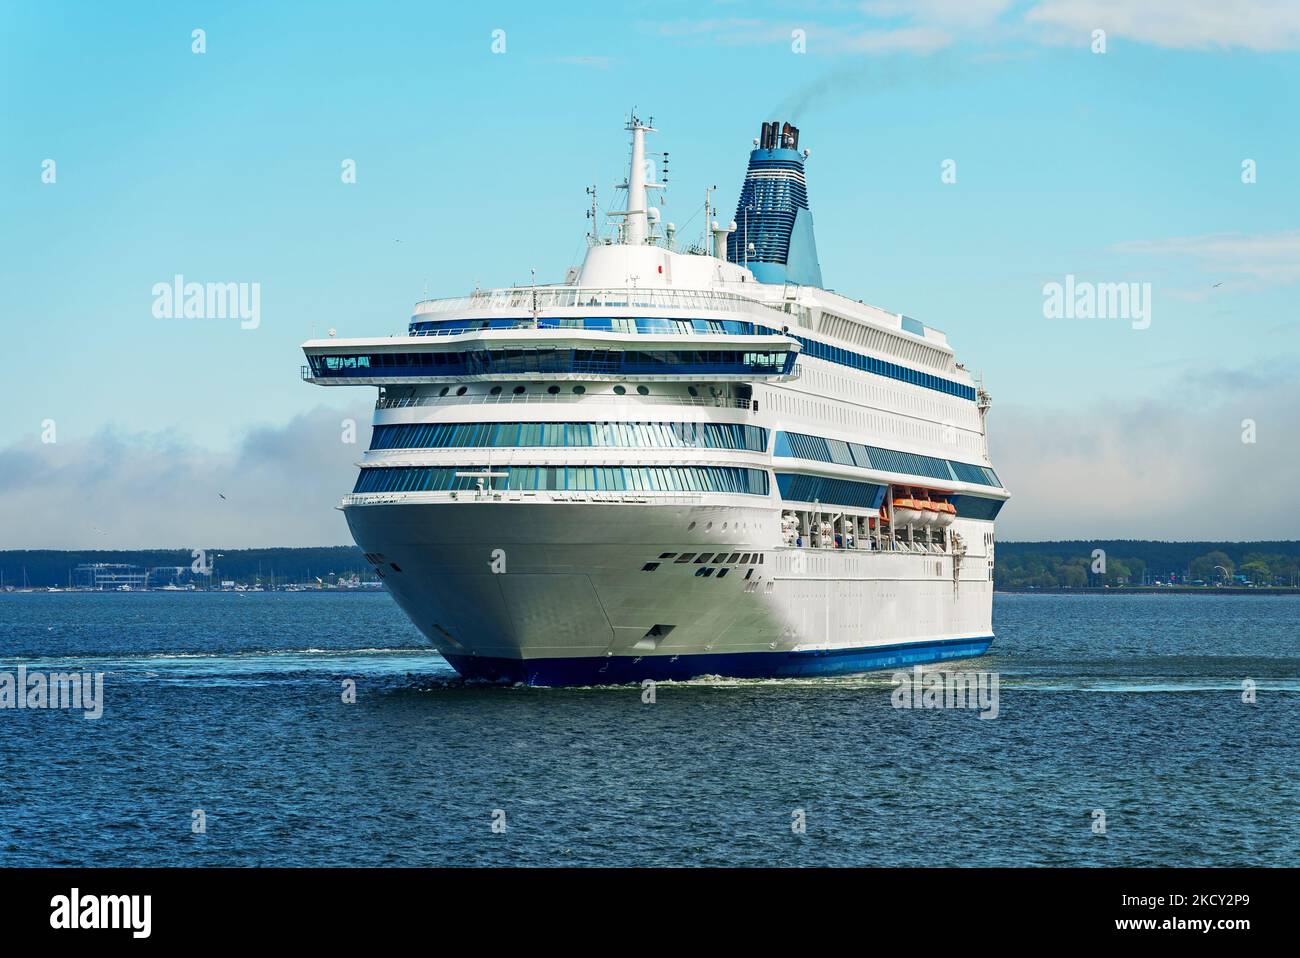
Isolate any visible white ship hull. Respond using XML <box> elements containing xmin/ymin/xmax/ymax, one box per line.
<box><xmin>347</xmin><ymin>500</ymin><xmax>995</xmax><ymax>684</ymax></box>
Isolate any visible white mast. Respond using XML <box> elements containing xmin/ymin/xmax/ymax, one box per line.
<box><xmin>621</xmin><ymin>113</ymin><xmax>660</xmax><ymax>246</ymax></box>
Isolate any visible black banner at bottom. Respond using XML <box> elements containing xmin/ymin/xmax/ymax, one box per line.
<box><xmin>0</xmin><ymin>867</ymin><xmax>1287</xmax><ymax>943</ymax></box>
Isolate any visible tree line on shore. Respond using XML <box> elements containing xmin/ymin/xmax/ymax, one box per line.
<box><xmin>0</xmin><ymin>547</ymin><xmax>370</xmax><ymax>589</ymax></box>
<box><xmin>3</xmin><ymin>541</ymin><xmax>1299</xmax><ymax>590</ymax></box>
<box><xmin>994</xmin><ymin>541</ymin><xmax>1300</xmax><ymax>589</ymax></box>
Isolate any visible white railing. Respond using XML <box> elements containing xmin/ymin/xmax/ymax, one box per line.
<box><xmin>405</xmin><ymin>322</ymin><xmax>784</xmax><ymax>338</ymax></box>
<box><xmin>412</xmin><ymin>286</ymin><xmax>792</xmax><ymax>318</ymax></box>
<box><xmin>340</xmin><ymin>490</ymin><xmax>709</xmax><ymax>507</ymax></box>
<box><xmin>375</xmin><ymin>393</ymin><xmax>755</xmax><ymax>410</ymax></box>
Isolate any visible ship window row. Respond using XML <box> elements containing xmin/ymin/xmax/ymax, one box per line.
<box><xmin>406</xmin><ymin>319</ymin><xmax>974</xmax><ymax>401</ymax></box>
<box><xmin>776</xmin><ymin>473</ymin><xmax>888</xmax><ymax>510</ymax></box>
<box><xmin>409</xmin><ymin>317</ymin><xmax>763</xmax><ymax>337</ymax></box>
<box><xmin>786</xmin><ymin>334</ymin><xmax>976</xmax><ymax>400</ymax></box>
<box><xmin>774</xmin><ymin>431</ymin><xmax>1001</xmax><ymax>487</ymax></box>
<box><xmin>309</xmin><ymin>348</ymin><xmax>795</xmax><ymax>378</ymax></box>
<box><xmin>947</xmin><ymin>494</ymin><xmax>1006</xmax><ymax>521</ymax></box>
<box><xmin>352</xmin><ymin>465</ymin><xmax>771</xmax><ymax>496</ymax></box>
<box><xmin>370</xmin><ymin>421</ymin><xmax>767</xmax><ymax>452</ymax></box>
<box><xmin>948</xmin><ymin>461</ymin><xmax>1003</xmax><ymax>486</ymax></box>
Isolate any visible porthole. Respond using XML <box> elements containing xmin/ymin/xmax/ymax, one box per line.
<box><xmin>456</xmin><ymin>386</ymin><xmax>467</xmax><ymax>396</ymax></box>
<box><xmin>613</xmin><ymin>385</ymin><xmax>626</xmax><ymax>395</ymax></box>
<box><xmin>688</xmin><ymin>386</ymin><xmax>699</xmax><ymax>397</ymax></box>
<box><xmin>489</xmin><ymin>386</ymin><xmax>502</xmax><ymax>395</ymax></box>
<box><xmin>513</xmin><ymin>386</ymin><xmax>526</xmax><ymax>395</ymax></box>
<box><xmin>547</xmin><ymin>385</ymin><xmax>560</xmax><ymax>395</ymax></box>
<box><xmin>572</xmin><ymin>385</ymin><xmax>585</xmax><ymax>394</ymax></box>
<box><xmin>687</xmin><ymin>521</ymin><xmax>696</xmax><ymax>531</ymax></box>
<box><xmin>636</xmin><ymin>385</ymin><xmax>649</xmax><ymax>396</ymax></box>
<box><xmin>439</xmin><ymin>386</ymin><xmax>449</xmax><ymax>397</ymax></box>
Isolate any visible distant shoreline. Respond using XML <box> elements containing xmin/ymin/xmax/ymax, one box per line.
<box><xmin>4</xmin><ymin>586</ymin><xmax>1297</xmax><ymax>597</ymax></box>
<box><xmin>4</xmin><ymin>542</ymin><xmax>1299</xmax><ymax>591</ymax></box>
<box><xmin>997</xmin><ymin>586</ymin><xmax>1300</xmax><ymax>596</ymax></box>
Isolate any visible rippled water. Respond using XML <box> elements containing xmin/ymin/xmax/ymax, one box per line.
<box><xmin>0</xmin><ymin>591</ymin><xmax>1295</xmax><ymax>866</ymax></box>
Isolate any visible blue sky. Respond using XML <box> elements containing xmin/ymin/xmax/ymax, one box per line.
<box><xmin>2</xmin><ymin>1</ymin><xmax>1298</xmax><ymax>546</ymax></box>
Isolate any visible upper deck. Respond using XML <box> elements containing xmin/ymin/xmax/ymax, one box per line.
<box><xmin>300</xmin><ymin>116</ymin><xmax>983</xmax><ymax>405</ymax></box>
<box><xmin>408</xmin><ymin>271</ymin><xmax>958</xmax><ymax>372</ymax></box>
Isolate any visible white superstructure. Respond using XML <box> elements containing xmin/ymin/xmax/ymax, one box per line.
<box><xmin>301</xmin><ymin>115</ymin><xmax>1008</xmax><ymax>685</ymax></box>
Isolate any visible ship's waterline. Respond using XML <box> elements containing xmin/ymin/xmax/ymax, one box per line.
<box><xmin>304</xmin><ymin>114</ymin><xmax>1008</xmax><ymax>685</ymax></box>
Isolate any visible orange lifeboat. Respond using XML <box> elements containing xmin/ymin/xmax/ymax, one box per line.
<box><xmin>919</xmin><ymin>496</ymin><xmax>944</xmax><ymax>526</ymax></box>
<box><xmin>934</xmin><ymin>498</ymin><xmax>956</xmax><ymax>528</ymax></box>
<box><xmin>892</xmin><ymin>493</ymin><xmax>924</xmax><ymax>526</ymax></box>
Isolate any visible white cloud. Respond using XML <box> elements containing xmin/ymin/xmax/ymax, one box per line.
<box><xmin>831</xmin><ymin>26</ymin><xmax>955</xmax><ymax>54</ymax></box>
<box><xmin>651</xmin><ymin>17</ymin><xmax>955</xmax><ymax>53</ymax></box>
<box><xmin>1026</xmin><ymin>0</ymin><xmax>1300</xmax><ymax>52</ymax></box>
<box><xmin>861</xmin><ymin>0</ymin><xmax>1015</xmax><ymax>28</ymax></box>
<box><xmin>1113</xmin><ymin>230</ymin><xmax>1300</xmax><ymax>286</ymax></box>
<box><xmin>653</xmin><ymin>1</ymin><xmax>1300</xmax><ymax>53</ymax></box>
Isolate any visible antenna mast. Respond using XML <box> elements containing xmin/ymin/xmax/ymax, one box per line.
<box><xmin>608</xmin><ymin>111</ymin><xmax>666</xmax><ymax>247</ymax></box>
<box><xmin>624</xmin><ymin>112</ymin><xmax>653</xmax><ymax>246</ymax></box>
<box><xmin>585</xmin><ymin>185</ymin><xmax>598</xmax><ymax>243</ymax></box>
<box><xmin>704</xmin><ymin>184</ymin><xmax>717</xmax><ymax>252</ymax></box>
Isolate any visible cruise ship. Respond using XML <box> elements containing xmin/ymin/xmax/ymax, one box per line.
<box><xmin>301</xmin><ymin>116</ymin><xmax>1008</xmax><ymax>685</ymax></box>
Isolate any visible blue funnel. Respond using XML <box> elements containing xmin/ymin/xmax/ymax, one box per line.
<box><xmin>727</xmin><ymin>121</ymin><xmax>823</xmax><ymax>288</ymax></box>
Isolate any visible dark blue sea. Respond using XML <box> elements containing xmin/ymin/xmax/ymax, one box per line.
<box><xmin>0</xmin><ymin>592</ymin><xmax>1295</xmax><ymax>866</ymax></box>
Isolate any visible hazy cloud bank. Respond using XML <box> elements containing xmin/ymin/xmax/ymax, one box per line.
<box><xmin>0</xmin><ymin>405</ymin><xmax>370</xmax><ymax>550</ymax></box>
<box><xmin>990</xmin><ymin>362</ymin><xmax>1299</xmax><ymax>540</ymax></box>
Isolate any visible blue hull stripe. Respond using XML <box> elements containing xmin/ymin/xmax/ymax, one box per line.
<box><xmin>444</xmin><ymin>635</ymin><xmax>994</xmax><ymax>687</ymax></box>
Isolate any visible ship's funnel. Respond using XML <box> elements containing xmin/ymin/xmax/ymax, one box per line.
<box><xmin>727</xmin><ymin>121</ymin><xmax>822</xmax><ymax>287</ymax></box>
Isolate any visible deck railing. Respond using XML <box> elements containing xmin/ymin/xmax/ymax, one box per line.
<box><xmin>374</xmin><ymin>393</ymin><xmax>755</xmax><ymax>411</ymax></box>
<box><xmin>405</xmin><ymin>322</ymin><xmax>784</xmax><ymax>338</ymax></box>
<box><xmin>412</xmin><ymin>286</ymin><xmax>792</xmax><ymax>318</ymax></box>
